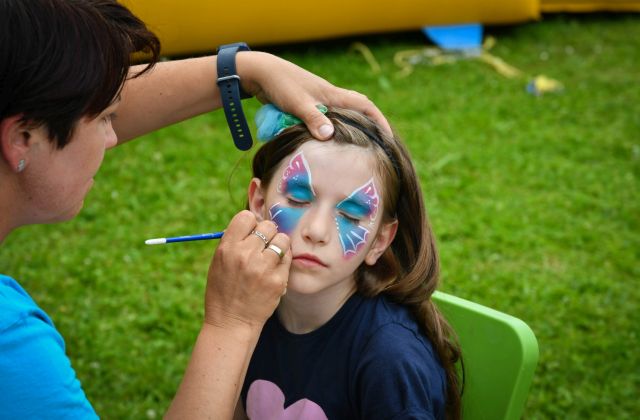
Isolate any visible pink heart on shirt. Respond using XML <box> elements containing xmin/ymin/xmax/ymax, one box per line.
<box><xmin>246</xmin><ymin>379</ymin><xmax>328</xmax><ymax>420</ymax></box>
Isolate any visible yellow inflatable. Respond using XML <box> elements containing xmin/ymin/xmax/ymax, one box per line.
<box><xmin>121</xmin><ymin>0</ymin><xmax>539</xmax><ymax>57</ymax></box>
<box><xmin>541</xmin><ymin>0</ymin><xmax>640</xmax><ymax>12</ymax></box>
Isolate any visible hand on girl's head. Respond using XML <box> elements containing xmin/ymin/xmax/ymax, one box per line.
<box><xmin>329</xmin><ymin>87</ymin><xmax>392</xmax><ymax>137</ymax></box>
<box><xmin>250</xmin><ymin>55</ymin><xmax>391</xmax><ymax>141</ymax></box>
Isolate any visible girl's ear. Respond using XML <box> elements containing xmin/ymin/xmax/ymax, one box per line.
<box><xmin>247</xmin><ymin>178</ymin><xmax>267</xmax><ymax>221</ymax></box>
<box><xmin>364</xmin><ymin>220</ymin><xmax>398</xmax><ymax>266</ymax></box>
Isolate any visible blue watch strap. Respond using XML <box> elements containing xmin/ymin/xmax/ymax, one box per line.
<box><xmin>217</xmin><ymin>42</ymin><xmax>253</xmax><ymax>151</ymax></box>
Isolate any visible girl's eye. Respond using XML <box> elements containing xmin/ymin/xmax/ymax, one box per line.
<box><xmin>339</xmin><ymin>212</ymin><xmax>361</xmax><ymax>224</ymax></box>
<box><xmin>287</xmin><ymin>197</ymin><xmax>310</xmax><ymax>207</ymax></box>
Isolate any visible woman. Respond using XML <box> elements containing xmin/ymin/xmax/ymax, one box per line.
<box><xmin>0</xmin><ymin>0</ymin><xmax>390</xmax><ymax>418</ymax></box>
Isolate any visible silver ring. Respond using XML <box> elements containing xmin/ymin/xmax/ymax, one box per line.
<box><xmin>251</xmin><ymin>230</ymin><xmax>269</xmax><ymax>247</ymax></box>
<box><xmin>266</xmin><ymin>244</ymin><xmax>285</xmax><ymax>259</ymax></box>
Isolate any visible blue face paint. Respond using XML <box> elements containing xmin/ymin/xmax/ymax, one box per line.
<box><xmin>286</xmin><ymin>179</ymin><xmax>315</xmax><ymax>202</ymax></box>
<box><xmin>269</xmin><ymin>202</ymin><xmax>305</xmax><ymax>235</ymax></box>
<box><xmin>334</xmin><ymin>178</ymin><xmax>380</xmax><ymax>258</ymax></box>
<box><xmin>336</xmin><ymin>198</ymin><xmax>371</xmax><ymax>220</ymax></box>
<box><xmin>336</xmin><ymin>215</ymin><xmax>370</xmax><ymax>259</ymax></box>
<box><xmin>340</xmin><ymin>178</ymin><xmax>379</xmax><ymax>223</ymax></box>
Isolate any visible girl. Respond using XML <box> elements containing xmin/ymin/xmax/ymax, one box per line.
<box><xmin>239</xmin><ymin>106</ymin><xmax>462</xmax><ymax>419</ymax></box>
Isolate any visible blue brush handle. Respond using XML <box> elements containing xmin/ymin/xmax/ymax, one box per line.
<box><xmin>165</xmin><ymin>232</ymin><xmax>224</xmax><ymax>243</ymax></box>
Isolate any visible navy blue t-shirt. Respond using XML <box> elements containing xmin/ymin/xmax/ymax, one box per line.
<box><xmin>241</xmin><ymin>293</ymin><xmax>446</xmax><ymax>420</ymax></box>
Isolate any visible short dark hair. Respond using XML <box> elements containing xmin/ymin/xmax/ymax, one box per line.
<box><xmin>0</xmin><ymin>0</ymin><xmax>160</xmax><ymax>148</ymax></box>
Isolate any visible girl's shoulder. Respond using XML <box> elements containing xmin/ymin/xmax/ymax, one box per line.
<box><xmin>354</xmin><ymin>294</ymin><xmax>441</xmax><ymax>368</ymax></box>
<box><xmin>351</xmin><ymin>295</ymin><xmax>447</xmax><ymax>419</ymax></box>
<box><xmin>357</xmin><ymin>294</ymin><xmax>421</xmax><ymax>335</ymax></box>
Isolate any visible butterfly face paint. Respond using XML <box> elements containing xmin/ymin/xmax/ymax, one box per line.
<box><xmin>335</xmin><ymin>178</ymin><xmax>380</xmax><ymax>259</ymax></box>
<box><xmin>269</xmin><ymin>149</ymin><xmax>381</xmax><ymax>260</ymax></box>
<box><xmin>270</xmin><ymin>151</ymin><xmax>315</xmax><ymax>234</ymax></box>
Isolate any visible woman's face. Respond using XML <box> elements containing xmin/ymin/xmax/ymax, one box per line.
<box><xmin>249</xmin><ymin>140</ymin><xmax>396</xmax><ymax>299</ymax></box>
<box><xmin>18</xmin><ymin>102</ymin><xmax>119</xmax><ymax>224</ymax></box>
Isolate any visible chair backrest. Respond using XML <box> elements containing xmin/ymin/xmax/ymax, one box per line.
<box><xmin>432</xmin><ymin>291</ymin><xmax>539</xmax><ymax>420</ymax></box>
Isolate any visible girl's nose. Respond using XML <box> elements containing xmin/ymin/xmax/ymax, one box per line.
<box><xmin>301</xmin><ymin>206</ymin><xmax>332</xmax><ymax>245</ymax></box>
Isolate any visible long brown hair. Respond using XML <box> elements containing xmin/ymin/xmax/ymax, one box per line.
<box><xmin>252</xmin><ymin>107</ymin><xmax>463</xmax><ymax>419</ymax></box>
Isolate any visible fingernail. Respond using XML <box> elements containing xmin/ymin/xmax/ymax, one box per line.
<box><xmin>319</xmin><ymin>124</ymin><xmax>334</xmax><ymax>138</ymax></box>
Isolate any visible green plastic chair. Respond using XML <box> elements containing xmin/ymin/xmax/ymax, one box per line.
<box><xmin>432</xmin><ymin>292</ymin><xmax>539</xmax><ymax>420</ymax></box>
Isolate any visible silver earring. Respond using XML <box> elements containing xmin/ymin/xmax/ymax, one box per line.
<box><xmin>17</xmin><ymin>159</ymin><xmax>25</xmax><ymax>172</ymax></box>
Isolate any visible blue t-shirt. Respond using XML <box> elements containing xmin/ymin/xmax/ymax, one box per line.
<box><xmin>0</xmin><ymin>274</ymin><xmax>98</xmax><ymax>419</ymax></box>
<box><xmin>241</xmin><ymin>292</ymin><xmax>447</xmax><ymax>420</ymax></box>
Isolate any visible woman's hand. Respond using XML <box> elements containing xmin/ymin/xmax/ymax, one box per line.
<box><xmin>237</xmin><ymin>51</ymin><xmax>392</xmax><ymax>140</ymax></box>
<box><xmin>204</xmin><ymin>210</ymin><xmax>291</xmax><ymax>330</ymax></box>
<box><xmin>167</xmin><ymin>211</ymin><xmax>290</xmax><ymax>419</ymax></box>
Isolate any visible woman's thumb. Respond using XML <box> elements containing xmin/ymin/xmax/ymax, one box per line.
<box><xmin>299</xmin><ymin>104</ymin><xmax>334</xmax><ymax>140</ymax></box>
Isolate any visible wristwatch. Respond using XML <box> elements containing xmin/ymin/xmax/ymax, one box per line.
<box><xmin>216</xmin><ymin>42</ymin><xmax>253</xmax><ymax>151</ymax></box>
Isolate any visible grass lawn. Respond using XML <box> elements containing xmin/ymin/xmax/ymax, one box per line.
<box><xmin>2</xmin><ymin>13</ymin><xmax>638</xmax><ymax>419</ymax></box>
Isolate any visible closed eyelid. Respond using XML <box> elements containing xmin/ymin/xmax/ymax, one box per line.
<box><xmin>336</xmin><ymin>199</ymin><xmax>370</xmax><ymax>218</ymax></box>
<box><xmin>286</xmin><ymin>180</ymin><xmax>315</xmax><ymax>200</ymax></box>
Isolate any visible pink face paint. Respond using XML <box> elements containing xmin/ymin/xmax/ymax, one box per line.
<box><xmin>277</xmin><ymin>151</ymin><xmax>315</xmax><ymax>198</ymax></box>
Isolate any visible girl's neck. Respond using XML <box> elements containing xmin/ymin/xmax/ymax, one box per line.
<box><xmin>277</xmin><ymin>282</ymin><xmax>356</xmax><ymax>334</ymax></box>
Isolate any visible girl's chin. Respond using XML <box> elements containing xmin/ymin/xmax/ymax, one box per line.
<box><xmin>284</xmin><ymin>275</ymin><xmax>323</xmax><ymax>296</ymax></box>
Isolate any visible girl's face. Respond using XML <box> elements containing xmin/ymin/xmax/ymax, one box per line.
<box><xmin>249</xmin><ymin>140</ymin><xmax>397</xmax><ymax>299</ymax></box>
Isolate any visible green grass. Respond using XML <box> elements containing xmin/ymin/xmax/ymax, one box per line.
<box><xmin>2</xmin><ymin>13</ymin><xmax>639</xmax><ymax>419</ymax></box>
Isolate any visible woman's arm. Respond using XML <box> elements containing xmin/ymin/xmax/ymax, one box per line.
<box><xmin>113</xmin><ymin>52</ymin><xmax>390</xmax><ymax>143</ymax></box>
<box><xmin>164</xmin><ymin>322</ymin><xmax>258</xmax><ymax>420</ymax></box>
<box><xmin>114</xmin><ymin>56</ymin><xmax>220</xmax><ymax>143</ymax></box>
<box><xmin>165</xmin><ymin>211</ymin><xmax>291</xmax><ymax>419</ymax></box>
<box><xmin>233</xmin><ymin>398</ymin><xmax>248</xmax><ymax>420</ymax></box>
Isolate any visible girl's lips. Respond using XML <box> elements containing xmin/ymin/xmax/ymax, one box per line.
<box><xmin>293</xmin><ymin>253</ymin><xmax>328</xmax><ymax>268</ymax></box>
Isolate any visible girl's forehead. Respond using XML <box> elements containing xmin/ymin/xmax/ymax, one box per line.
<box><xmin>276</xmin><ymin>141</ymin><xmax>379</xmax><ymax>193</ymax></box>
